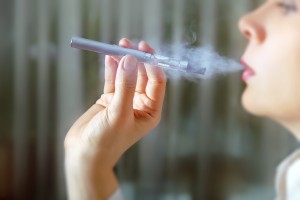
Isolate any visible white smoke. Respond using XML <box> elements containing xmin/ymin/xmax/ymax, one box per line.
<box><xmin>157</xmin><ymin>44</ymin><xmax>243</xmax><ymax>80</ymax></box>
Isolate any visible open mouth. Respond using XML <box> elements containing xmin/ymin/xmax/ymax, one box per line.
<box><xmin>240</xmin><ymin>59</ymin><xmax>255</xmax><ymax>82</ymax></box>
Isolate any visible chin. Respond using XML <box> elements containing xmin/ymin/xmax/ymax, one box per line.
<box><xmin>241</xmin><ymin>89</ymin><xmax>266</xmax><ymax>117</ymax></box>
<box><xmin>242</xmin><ymin>88</ymin><xmax>300</xmax><ymax>127</ymax></box>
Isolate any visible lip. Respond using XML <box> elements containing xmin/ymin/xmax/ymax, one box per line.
<box><xmin>240</xmin><ymin>59</ymin><xmax>255</xmax><ymax>82</ymax></box>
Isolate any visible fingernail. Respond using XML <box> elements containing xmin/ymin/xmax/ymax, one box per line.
<box><xmin>123</xmin><ymin>55</ymin><xmax>137</xmax><ymax>72</ymax></box>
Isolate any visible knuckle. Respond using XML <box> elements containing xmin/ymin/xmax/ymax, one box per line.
<box><xmin>148</xmin><ymin>79</ymin><xmax>166</xmax><ymax>86</ymax></box>
<box><xmin>97</xmin><ymin>95</ymin><xmax>109</xmax><ymax>107</ymax></box>
<box><xmin>117</xmin><ymin>79</ymin><xmax>136</xmax><ymax>89</ymax></box>
<box><xmin>149</xmin><ymin>74</ymin><xmax>167</xmax><ymax>85</ymax></box>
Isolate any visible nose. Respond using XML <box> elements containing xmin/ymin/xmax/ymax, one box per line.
<box><xmin>238</xmin><ymin>12</ymin><xmax>266</xmax><ymax>43</ymax></box>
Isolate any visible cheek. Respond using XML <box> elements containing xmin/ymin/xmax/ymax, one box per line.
<box><xmin>272</xmin><ymin>41</ymin><xmax>300</xmax><ymax>119</ymax></box>
<box><xmin>242</xmin><ymin>26</ymin><xmax>300</xmax><ymax>119</ymax></box>
<box><xmin>277</xmin><ymin>70</ymin><xmax>300</xmax><ymax>120</ymax></box>
<box><xmin>241</xmin><ymin>51</ymin><xmax>282</xmax><ymax>116</ymax></box>
<box><xmin>242</xmin><ymin>53</ymin><xmax>300</xmax><ymax>120</ymax></box>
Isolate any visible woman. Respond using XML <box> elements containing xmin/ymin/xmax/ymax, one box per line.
<box><xmin>64</xmin><ymin>0</ymin><xmax>300</xmax><ymax>199</ymax></box>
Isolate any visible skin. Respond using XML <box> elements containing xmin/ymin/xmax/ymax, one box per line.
<box><xmin>239</xmin><ymin>0</ymin><xmax>300</xmax><ymax>139</ymax></box>
<box><xmin>65</xmin><ymin>0</ymin><xmax>300</xmax><ymax>199</ymax></box>
<box><xmin>64</xmin><ymin>39</ymin><xmax>166</xmax><ymax>200</ymax></box>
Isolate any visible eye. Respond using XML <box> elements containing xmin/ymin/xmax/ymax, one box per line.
<box><xmin>277</xmin><ymin>2</ymin><xmax>298</xmax><ymax>13</ymax></box>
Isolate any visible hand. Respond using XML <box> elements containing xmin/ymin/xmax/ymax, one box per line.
<box><xmin>64</xmin><ymin>38</ymin><xmax>166</xmax><ymax>200</ymax></box>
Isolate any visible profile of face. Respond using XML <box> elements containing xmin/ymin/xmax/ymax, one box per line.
<box><xmin>239</xmin><ymin>0</ymin><xmax>300</xmax><ymax>125</ymax></box>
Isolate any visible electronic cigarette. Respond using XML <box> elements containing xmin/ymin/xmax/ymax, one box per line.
<box><xmin>70</xmin><ymin>37</ymin><xmax>206</xmax><ymax>74</ymax></box>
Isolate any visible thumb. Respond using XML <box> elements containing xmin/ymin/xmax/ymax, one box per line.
<box><xmin>110</xmin><ymin>55</ymin><xmax>138</xmax><ymax>115</ymax></box>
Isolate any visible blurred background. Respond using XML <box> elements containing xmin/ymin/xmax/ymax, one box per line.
<box><xmin>0</xmin><ymin>0</ymin><xmax>299</xmax><ymax>199</ymax></box>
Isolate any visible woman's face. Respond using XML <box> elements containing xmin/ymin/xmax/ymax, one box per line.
<box><xmin>239</xmin><ymin>0</ymin><xmax>300</xmax><ymax>124</ymax></box>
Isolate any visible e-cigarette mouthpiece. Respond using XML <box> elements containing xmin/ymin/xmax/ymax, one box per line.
<box><xmin>70</xmin><ymin>37</ymin><xmax>206</xmax><ymax>75</ymax></box>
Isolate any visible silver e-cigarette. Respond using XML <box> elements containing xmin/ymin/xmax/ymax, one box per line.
<box><xmin>70</xmin><ymin>37</ymin><xmax>206</xmax><ymax>75</ymax></box>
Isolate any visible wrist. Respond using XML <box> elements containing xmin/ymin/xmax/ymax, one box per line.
<box><xmin>65</xmin><ymin>147</ymin><xmax>118</xmax><ymax>200</ymax></box>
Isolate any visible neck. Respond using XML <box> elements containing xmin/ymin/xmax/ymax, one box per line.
<box><xmin>280</xmin><ymin>120</ymin><xmax>300</xmax><ymax>141</ymax></box>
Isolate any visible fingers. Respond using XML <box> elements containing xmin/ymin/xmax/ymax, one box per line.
<box><xmin>111</xmin><ymin>38</ymin><xmax>137</xmax><ymax>63</ymax></box>
<box><xmin>104</xmin><ymin>56</ymin><xmax>118</xmax><ymax>94</ymax></box>
<box><xmin>120</xmin><ymin>39</ymin><xmax>166</xmax><ymax>109</ymax></box>
<box><xmin>144</xmin><ymin>65</ymin><xmax>166</xmax><ymax>110</ymax></box>
<box><xmin>135</xmin><ymin>41</ymin><xmax>153</xmax><ymax>94</ymax></box>
<box><xmin>113</xmin><ymin>39</ymin><xmax>156</xmax><ymax>96</ymax></box>
<box><xmin>136</xmin><ymin>63</ymin><xmax>148</xmax><ymax>94</ymax></box>
<box><xmin>110</xmin><ymin>55</ymin><xmax>138</xmax><ymax>115</ymax></box>
<box><xmin>138</xmin><ymin>40</ymin><xmax>155</xmax><ymax>54</ymax></box>
<box><xmin>104</xmin><ymin>38</ymin><xmax>166</xmax><ymax>116</ymax></box>
<box><xmin>119</xmin><ymin>38</ymin><xmax>137</xmax><ymax>49</ymax></box>
<box><xmin>104</xmin><ymin>38</ymin><xmax>136</xmax><ymax>94</ymax></box>
<box><xmin>138</xmin><ymin>41</ymin><xmax>167</xmax><ymax>108</ymax></box>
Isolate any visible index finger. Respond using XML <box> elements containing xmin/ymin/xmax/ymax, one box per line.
<box><xmin>111</xmin><ymin>38</ymin><xmax>137</xmax><ymax>63</ymax></box>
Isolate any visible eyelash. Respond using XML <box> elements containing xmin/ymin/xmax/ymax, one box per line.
<box><xmin>277</xmin><ymin>2</ymin><xmax>298</xmax><ymax>13</ymax></box>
